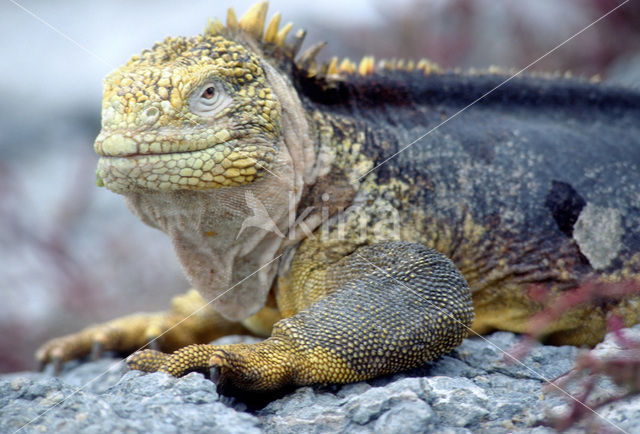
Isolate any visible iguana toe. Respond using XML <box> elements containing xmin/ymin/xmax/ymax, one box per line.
<box><xmin>127</xmin><ymin>344</ymin><xmax>218</xmax><ymax>377</ymax></box>
<box><xmin>36</xmin><ymin>334</ymin><xmax>94</xmax><ymax>372</ymax></box>
<box><xmin>126</xmin><ymin>341</ymin><xmax>297</xmax><ymax>393</ymax></box>
<box><xmin>126</xmin><ymin>349</ymin><xmax>169</xmax><ymax>372</ymax></box>
<box><xmin>51</xmin><ymin>356</ymin><xmax>63</xmax><ymax>375</ymax></box>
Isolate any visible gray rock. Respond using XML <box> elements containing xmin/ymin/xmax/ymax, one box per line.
<box><xmin>1</xmin><ymin>368</ymin><xmax>261</xmax><ymax>434</ymax></box>
<box><xmin>372</xmin><ymin>396</ymin><xmax>435</xmax><ymax>433</ymax></box>
<box><xmin>3</xmin><ymin>328</ymin><xmax>640</xmax><ymax>433</ymax></box>
<box><xmin>426</xmin><ymin>376</ymin><xmax>489</xmax><ymax>427</ymax></box>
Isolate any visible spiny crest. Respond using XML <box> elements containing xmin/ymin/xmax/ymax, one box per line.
<box><xmin>204</xmin><ymin>2</ymin><xmax>296</xmax><ymax>54</ymax></box>
<box><xmin>455</xmin><ymin>65</ymin><xmax>601</xmax><ymax>83</ymax></box>
<box><xmin>203</xmin><ymin>1</ymin><xmax>442</xmax><ymax>80</ymax></box>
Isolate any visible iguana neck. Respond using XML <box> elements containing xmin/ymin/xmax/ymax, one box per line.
<box><xmin>122</xmin><ymin>61</ymin><xmax>321</xmax><ymax>322</ymax></box>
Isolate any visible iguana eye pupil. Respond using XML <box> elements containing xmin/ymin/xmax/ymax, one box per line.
<box><xmin>189</xmin><ymin>82</ymin><xmax>230</xmax><ymax>115</ymax></box>
<box><xmin>202</xmin><ymin>87</ymin><xmax>216</xmax><ymax>99</ymax></box>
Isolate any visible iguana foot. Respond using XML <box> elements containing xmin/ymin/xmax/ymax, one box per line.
<box><xmin>36</xmin><ymin>290</ymin><xmax>246</xmax><ymax>373</ymax></box>
<box><xmin>126</xmin><ymin>338</ymin><xmax>296</xmax><ymax>392</ymax></box>
<box><xmin>36</xmin><ymin>313</ymin><xmax>164</xmax><ymax>373</ymax></box>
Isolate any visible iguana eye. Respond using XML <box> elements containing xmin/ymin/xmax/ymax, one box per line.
<box><xmin>189</xmin><ymin>81</ymin><xmax>231</xmax><ymax>117</ymax></box>
<box><xmin>202</xmin><ymin>86</ymin><xmax>215</xmax><ymax>99</ymax></box>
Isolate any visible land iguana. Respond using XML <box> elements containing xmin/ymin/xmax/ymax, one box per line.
<box><xmin>37</xmin><ymin>2</ymin><xmax>640</xmax><ymax>394</ymax></box>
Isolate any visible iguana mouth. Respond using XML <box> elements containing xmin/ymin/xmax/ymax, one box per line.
<box><xmin>95</xmin><ymin>131</ymin><xmax>272</xmax><ymax>193</ymax></box>
<box><xmin>94</xmin><ymin>128</ymin><xmax>233</xmax><ymax>158</ymax></box>
<box><xmin>96</xmin><ymin>148</ymin><xmax>260</xmax><ymax>192</ymax></box>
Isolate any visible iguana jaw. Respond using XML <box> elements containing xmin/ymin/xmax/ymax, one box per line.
<box><xmin>95</xmin><ymin>133</ymin><xmax>274</xmax><ymax>192</ymax></box>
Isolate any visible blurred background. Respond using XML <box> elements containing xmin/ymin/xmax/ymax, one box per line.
<box><xmin>1</xmin><ymin>0</ymin><xmax>639</xmax><ymax>373</ymax></box>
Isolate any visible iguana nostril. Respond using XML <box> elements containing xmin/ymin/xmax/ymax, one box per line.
<box><xmin>145</xmin><ymin>107</ymin><xmax>159</xmax><ymax>122</ymax></box>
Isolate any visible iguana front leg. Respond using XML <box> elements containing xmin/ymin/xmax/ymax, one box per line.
<box><xmin>36</xmin><ymin>289</ymin><xmax>249</xmax><ymax>372</ymax></box>
<box><xmin>127</xmin><ymin>242</ymin><xmax>474</xmax><ymax>392</ymax></box>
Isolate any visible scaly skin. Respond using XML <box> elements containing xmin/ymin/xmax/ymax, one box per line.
<box><xmin>128</xmin><ymin>243</ymin><xmax>473</xmax><ymax>392</ymax></box>
<box><xmin>94</xmin><ymin>35</ymin><xmax>279</xmax><ymax>191</ymax></box>
<box><xmin>37</xmin><ymin>2</ymin><xmax>640</xmax><ymax>393</ymax></box>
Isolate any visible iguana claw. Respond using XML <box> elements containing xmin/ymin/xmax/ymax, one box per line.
<box><xmin>90</xmin><ymin>341</ymin><xmax>104</xmax><ymax>361</ymax></box>
<box><xmin>209</xmin><ymin>365</ymin><xmax>222</xmax><ymax>383</ymax></box>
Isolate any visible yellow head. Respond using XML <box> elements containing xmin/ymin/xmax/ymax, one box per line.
<box><xmin>94</xmin><ymin>3</ymin><xmax>284</xmax><ymax>192</ymax></box>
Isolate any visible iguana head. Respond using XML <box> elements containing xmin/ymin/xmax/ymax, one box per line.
<box><xmin>95</xmin><ymin>5</ymin><xmax>287</xmax><ymax>192</ymax></box>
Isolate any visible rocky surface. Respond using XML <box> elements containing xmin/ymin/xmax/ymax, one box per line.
<box><xmin>2</xmin><ymin>328</ymin><xmax>640</xmax><ymax>434</ymax></box>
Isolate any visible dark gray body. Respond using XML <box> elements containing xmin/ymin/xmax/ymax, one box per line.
<box><xmin>299</xmin><ymin>71</ymin><xmax>640</xmax><ymax>342</ymax></box>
